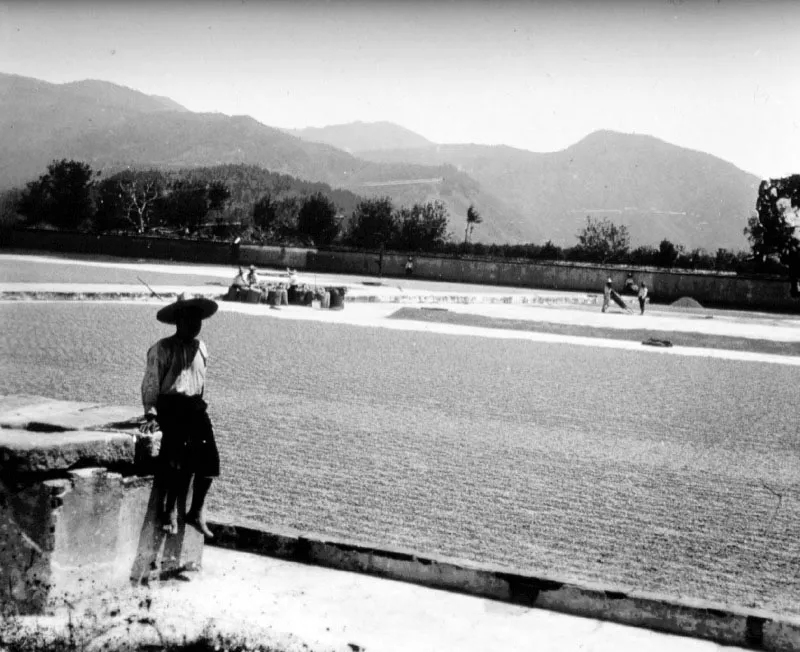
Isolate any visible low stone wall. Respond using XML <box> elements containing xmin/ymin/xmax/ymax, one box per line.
<box><xmin>3</xmin><ymin>228</ymin><xmax>797</xmax><ymax>311</ymax></box>
<box><xmin>239</xmin><ymin>243</ymin><xmax>312</xmax><ymax>269</ymax></box>
<box><xmin>208</xmin><ymin>521</ymin><xmax>800</xmax><ymax>652</ymax></box>
<box><xmin>0</xmin><ymin>395</ymin><xmax>203</xmax><ymax>614</ymax></box>
<box><xmin>306</xmin><ymin>248</ymin><xmax>796</xmax><ymax>312</ymax></box>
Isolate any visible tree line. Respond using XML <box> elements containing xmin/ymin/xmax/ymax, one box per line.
<box><xmin>1</xmin><ymin>159</ymin><xmax>454</xmax><ymax>251</ymax></box>
<box><xmin>444</xmin><ymin>216</ymin><xmax>757</xmax><ymax>274</ymax></box>
<box><xmin>3</xmin><ymin>159</ymin><xmax>799</xmax><ymax>278</ymax></box>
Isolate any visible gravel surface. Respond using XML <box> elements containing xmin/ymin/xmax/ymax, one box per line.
<box><xmin>2</xmin><ymin>302</ymin><xmax>799</xmax><ymax>614</ymax></box>
<box><xmin>389</xmin><ymin>307</ymin><xmax>800</xmax><ymax>356</ymax></box>
<box><xmin>0</xmin><ymin>254</ymin><xmax>548</xmax><ymax>296</ymax></box>
<box><xmin>0</xmin><ymin>258</ymin><xmax>229</xmax><ymax>287</ymax></box>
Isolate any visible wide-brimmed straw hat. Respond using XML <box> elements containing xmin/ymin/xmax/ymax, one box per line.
<box><xmin>157</xmin><ymin>292</ymin><xmax>218</xmax><ymax>324</ymax></box>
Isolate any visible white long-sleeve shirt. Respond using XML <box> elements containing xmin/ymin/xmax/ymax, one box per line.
<box><xmin>141</xmin><ymin>336</ymin><xmax>208</xmax><ymax>416</ymax></box>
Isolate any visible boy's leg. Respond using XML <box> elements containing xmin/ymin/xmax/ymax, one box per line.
<box><xmin>186</xmin><ymin>475</ymin><xmax>214</xmax><ymax>538</ymax></box>
<box><xmin>161</xmin><ymin>470</ymin><xmax>192</xmax><ymax>535</ymax></box>
<box><xmin>161</xmin><ymin>476</ymin><xmax>179</xmax><ymax>535</ymax></box>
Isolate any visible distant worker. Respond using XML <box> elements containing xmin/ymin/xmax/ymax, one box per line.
<box><xmin>228</xmin><ymin>266</ymin><xmax>248</xmax><ymax>301</ymax></box>
<box><xmin>140</xmin><ymin>293</ymin><xmax>220</xmax><ymax>539</ymax></box>
<box><xmin>405</xmin><ymin>256</ymin><xmax>414</xmax><ymax>277</ymax></box>
<box><xmin>602</xmin><ymin>278</ymin><xmax>613</xmax><ymax>313</ymax></box>
<box><xmin>232</xmin><ymin>266</ymin><xmax>247</xmax><ymax>288</ymax></box>
<box><xmin>623</xmin><ymin>272</ymin><xmax>638</xmax><ymax>296</ymax></box>
<box><xmin>638</xmin><ymin>282</ymin><xmax>649</xmax><ymax>315</ymax></box>
<box><xmin>287</xmin><ymin>268</ymin><xmax>298</xmax><ymax>286</ymax></box>
<box><xmin>247</xmin><ymin>265</ymin><xmax>259</xmax><ymax>286</ymax></box>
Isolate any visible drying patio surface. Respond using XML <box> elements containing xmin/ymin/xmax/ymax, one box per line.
<box><xmin>388</xmin><ymin>306</ymin><xmax>800</xmax><ymax>356</ymax></box>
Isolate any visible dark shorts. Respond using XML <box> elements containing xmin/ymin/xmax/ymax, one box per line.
<box><xmin>156</xmin><ymin>395</ymin><xmax>220</xmax><ymax>478</ymax></box>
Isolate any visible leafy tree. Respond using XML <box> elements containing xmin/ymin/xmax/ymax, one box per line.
<box><xmin>17</xmin><ymin>159</ymin><xmax>95</xmax><ymax>229</ymax></box>
<box><xmin>346</xmin><ymin>197</ymin><xmax>397</xmax><ymax>249</ymax></box>
<box><xmin>158</xmin><ymin>180</ymin><xmax>206</xmax><ymax>231</ymax></box>
<box><xmin>657</xmin><ymin>239</ymin><xmax>680</xmax><ymax>268</ymax></box>
<box><xmin>297</xmin><ymin>192</ymin><xmax>340</xmax><ymax>246</ymax></box>
<box><xmin>396</xmin><ymin>201</ymin><xmax>451</xmax><ymax>251</ymax></box>
<box><xmin>94</xmin><ymin>178</ymin><xmax>127</xmax><ymax>232</ymax></box>
<box><xmin>745</xmin><ymin>176</ymin><xmax>800</xmax><ymax>279</ymax></box>
<box><xmin>252</xmin><ymin>191</ymin><xmax>300</xmax><ymax>239</ymax></box>
<box><xmin>628</xmin><ymin>245</ymin><xmax>659</xmax><ymax>267</ymax></box>
<box><xmin>157</xmin><ymin>179</ymin><xmax>230</xmax><ymax>232</ymax></box>
<box><xmin>464</xmin><ymin>204</ymin><xmax>483</xmax><ymax>245</ymax></box>
<box><xmin>575</xmin><ymin>216</ymin><xmax>630</xmax><ymax>263</ymax></box>
<box><xmin>540</xmin><ymin>240</ymin><xmax>564</xmax><ymax>261</ymax></box>
<box><xmin>0</xmin><ymin>188</ymin><xmax>24</xmax><ymax>231</ymax></box>
<box><xmin>207</xmin><ymin>180</ymin><xmax>231</xmax><ymax>212</ymax></box>
<box><xmin>714</xmin><ymin>248</ymin><xmax>738</xmax><ymax>271</ymax></box>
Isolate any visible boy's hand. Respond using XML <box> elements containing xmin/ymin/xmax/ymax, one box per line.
<box><xmin>140</xmin><ymin>416</ymin><xmax>159</xmax><ymax>434</ymax></box>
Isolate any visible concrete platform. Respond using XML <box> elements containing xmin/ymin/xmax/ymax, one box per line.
<box><xmin>0</xmin><ymin>428</ymin><xmax>134</xmax><ymax>473</ymax></box>
<box><xmin>0</xmin><ymin>394</ymin><xmax>141</xmax><ymax>432</ymax></box>
<box><xmin>0</xmin><ymin>394</ymin><xmax>199</xmax><ymax>615</ymax></box>
<box><xmin>1</xmin><ymin>545</ymin><xmax>751</xmax><ymax>652</ymax></box>
<box><xmin>0</xmin><ymin>395</ymin><xmax>144</xmax><ymax>473</ymax></box>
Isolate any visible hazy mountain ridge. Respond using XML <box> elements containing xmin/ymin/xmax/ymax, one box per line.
<box><xmin>300</xmin><ymin>124</ymin><xmax>761</xmax><ymax>250</ymax></box>
<box><xmin>0</xmin><ymin>72</ymin><xmax>761</xmax><ymax>249</ymax></box>
<box><xmin>0</xmin><ymin>73</ymin><xmax>523</xmax><ymax>243</ymax></box>
<box><xmin>288</xmin><ymin>121</ymin><xmax>433</xmax><ymax>152</ymax></box>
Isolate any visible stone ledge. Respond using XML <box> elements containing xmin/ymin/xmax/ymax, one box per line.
<box><xmin>0</xmin><ymin>396</ymin><xmax>95</xmax><ymax>430</ymax></box>
<box><xmin>0</xmin><ymin>429</ymin><xmax>135</xmax><ymax>474</ymax></box>
<box><xmin>208</xmin><ymin>521</ymin><xmax>800</xmax><ymax>652</ymax></box>
<box><xmin>0</xmin><ymin>395</ymin><xmax>141</xmax><ymax>432</ymax></box>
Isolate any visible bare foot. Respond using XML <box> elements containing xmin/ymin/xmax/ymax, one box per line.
<box><xmin>161</xmin><ymin>512</ymin><xmax>178</xmax><ymax>535</ymax></box>
<box><xmin>186</xmin><ymin>512</ymin><xmax>214</xmax><ymax>538</ymax></box>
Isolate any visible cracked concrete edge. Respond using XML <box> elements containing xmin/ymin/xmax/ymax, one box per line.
<box><xmin>207</xmin><ymin>520</ymin><xmax>800</xmax><ymax>652</ymax></box>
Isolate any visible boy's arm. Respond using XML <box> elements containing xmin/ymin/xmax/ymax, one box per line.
<box><xmin>199</xmin><ymin>341</ymin><xmax>208</xmax><ymax>399</ymax></box>
<box><xmin>141</xmin><ymin>343</ymin><xmax>164</xmax><ymax>426</ymax></box>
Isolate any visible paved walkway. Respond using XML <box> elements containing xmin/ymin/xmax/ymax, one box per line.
<box><xmin>9</xmin><ymin>546</ymin><xmax>748</xmax><ymax>652</ymax></box>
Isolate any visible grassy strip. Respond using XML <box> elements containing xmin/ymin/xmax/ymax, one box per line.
<box><xmin>388</xmin><ymin>307</ymin><xmax>800</xmax><ymax>357</ymax></box>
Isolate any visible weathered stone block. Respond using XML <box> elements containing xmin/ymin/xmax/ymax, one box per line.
<box><xmin>0</xmin><ymin>429</ymin><xmax>135</xmax><ymax>474</ymax></box>
<box><xmin>1</xmin><ymin>468</ymin><xmax>204</xmax><ymax>614</ymax></box>
<box><xmin>0</xmin><ymin>395</ymin><xmax>205</xmax><ymax>614</ymax></box>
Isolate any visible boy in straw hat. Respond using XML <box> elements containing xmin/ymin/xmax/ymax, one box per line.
<box><xmin>140</xmin><ymin>293</ymin><xmax>219</xmax><ymax>538</ymax></box>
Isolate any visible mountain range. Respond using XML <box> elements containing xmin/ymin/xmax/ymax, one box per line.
<box><xmin>0</xmin><ymin>72</ymin><xmax>762</xmax><ymax>250</ymax></box>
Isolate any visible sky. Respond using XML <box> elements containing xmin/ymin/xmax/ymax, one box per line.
<box><xmin>0</xmin><ymin>0</ymin><xmax>798</xmax><ymax>179</ymax></box>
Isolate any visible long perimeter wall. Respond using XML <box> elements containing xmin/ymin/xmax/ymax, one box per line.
<box><xmin>3</xmin><ymin>229</ymin><xmax>797</xmax><ymax>312</ymax></box>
